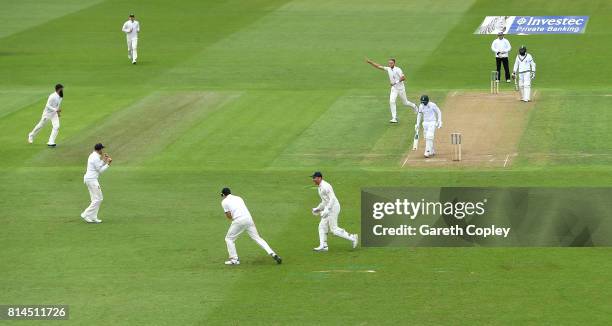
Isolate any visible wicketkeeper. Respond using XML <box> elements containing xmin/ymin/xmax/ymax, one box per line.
<box><xmin>512</xmin><ymin>45</ymin><xmax>536</xmax><ymax>102</ymax></box>
<box><xmin>311</xmin><ymin>172</ymin><xmax>358</xmax><ymax>251</ymax></box>
<box><xmin>415</xmin><ymin>95</ymin><xmax>442</xmax><ymax>158</ymax></box>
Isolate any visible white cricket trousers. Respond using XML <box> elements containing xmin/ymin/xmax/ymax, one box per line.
<box><xmin>389</xmin><ymin>87</ymin><xmax>417</xmax><ymax>120</ymax></box>
<box><xmin>82</xmin><ymin>179</ymin><xmax>103</xmax><ymax>220</ymax></box>
<box><xmin>29</xmin><ymin>112</ymin><xmax>60</xmax><ymax>145</ymax></box>
<box><xmin>518</xmin><ymin>72</ymin><xmax>532</xmax><ymax>101</ymax></box>
<box><xmin>318</xmin><ymin>206</ymin><xmax>354</xmax><ymax>247</ymax></box>
<box><xmin>127</xmin><ymin>38</ymin><xmax>138</xmax><ymax>62</ymax></box>
<box><xmin>422</xmin><ymin>121</ymin><xmax>437</xmax><ymax>156</ymax></box>
<box><xmin>225</xmin><ymin>217</ymin><xmax>274</xmax><ymax>260</ymax></box>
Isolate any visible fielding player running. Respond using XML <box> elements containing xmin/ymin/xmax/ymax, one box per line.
<box><xmin>28</xmin><ymin>84</ymin><xmax>64</xmax><ymax>147</ymax></box>
<box><xmin>81</xmin><ymin>143</ymin><xmax>112</xmax><ymax>223</ymax></box>
<box><xmin>415</xmin><ymin>95</ymin><xmax>442</xmax><ymax>158</ymax></box>
<box><xmin>366</xmin><ymin>58</ymin><xmax>417</xmax><ymax>123</ymax></box>
<box><xmin>220</xmin><ymin>188</ymin><xmax>282</xmax><ymax>265</ymax></box>
<box><xmin>311</xmin><ymin>172</ymin><xmax>358</xmax><ymax>252</ymax></box>
<box><xmin>121</xmin><ymin>13</ymin><xmax>140</xmax><ymax>64</ymax></box>
<box><xmin>512</xmin><ymin>45</ymin><xmax>536</xmax><ymax>102</ymax></box>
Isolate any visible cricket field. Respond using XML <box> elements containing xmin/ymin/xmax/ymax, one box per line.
<box><xmin>1</xmin><ymin>0</ymin><xmax>611</xmax><ymax>324</ymax></box>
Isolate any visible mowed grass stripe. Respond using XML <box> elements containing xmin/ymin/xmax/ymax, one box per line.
<box><xmin>0</xmin><ymin>89</ymin><xmax>48</xmax><ymax>119</ymax></box>
<box><xmin>269</xmin><ymin>93</ymin><xmax>389</xmax><ymax>169</ymax></box>
<box><xmin>27</xmin><ymin>91</ymin><xmax>240</xmax><ymax>167</ymax></box>
<box><xmin>0</xmin><ymin>0</ymin><xmax>103</xmax><ymax>39</ymax></box>
<box><xmin>154</xmin><ymin>90</ymin><xmax>341</xmax><ymax>169</ymax></box>
<box><xmin>159</xmin><ymin>0</ymin><xmax>476</xmax><ymax>91</ymax></box>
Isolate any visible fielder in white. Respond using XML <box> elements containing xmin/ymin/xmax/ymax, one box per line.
<box><xmin>221</xmin><ymin>188</ymin><xmax>282</xmax><ymax>265</ymax></box>
<box><xmin>366</xmin><ymin>58</ymin><xmax>417</xmax><ymax>123</ymax></box>
<box><xmin>415</xmin><ymin>95</ymin><xmax>442</xmax><ymax>158</ymax></box>
<box><xmin>512</xmin><ymin>45</ymin><xmax>536</xmax><ymax>102</ymax></box>
<box><xmin>122</xmin><ymin>13</ymin><xmax>140</xmax><ymax>64</ymax></box>
<box><xmin>81</xmin><ymin>143</ymin><xmax>112</xmax><ymax>224</ymax></box>
<box><xmin>27</xmin><ymin>84</ymin><xmax>64</xmax><ymax>147</ymax></box>
<box><xmin>311</xmin><ymin>172</ymin><xmax>358</xmax><ymax>252</ymax></box>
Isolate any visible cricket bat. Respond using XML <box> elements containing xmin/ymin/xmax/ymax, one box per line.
<box><xmin>412</xmin><ymin>129</ymin><xmax>419</xmax><ymax>150</ymax></box>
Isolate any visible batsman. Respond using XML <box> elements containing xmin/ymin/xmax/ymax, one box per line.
<box><xmin>512</xmin><ymin>45</ymin><xmax>536</xmax><ymax>102</ymax></box>
<box><xmin>415</xmin><ymin>95</ymin><xmax>442</xmax><ymax>158</ymax></box>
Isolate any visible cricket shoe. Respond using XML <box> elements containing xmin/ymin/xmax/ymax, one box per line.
<box><xmin>352</xmin><ymin>234</ymin><xmax>359</xmax><ymax>249</ymax></box>
<box><xmin>47</xmin><ymin>143</ymin><xmax>57</xmax><ymax>147</ymax></box>
<box><xmin>224</xmin><ymin>258</ymin><xmax>240</xmax><ymax>265</ymax></box>
<box><xmin>271</xmin><ymin>253</ymin><xmax>282</xmax><ymax>264</ymax></box>
<box><xmin>389</xmin><ymin>119</ymin><xmax>398</xmax><ymax>123</ymax></box>
<box><xmin>81</xmin><ymin>214</ymin><xmax>101</xmax><ymax>223</ymax></box>
<box><xmin>313</xmin><ymin>245</ymin><xmax>328</xmax><ymax>252</ymax></box>
<box><xmin>506</xmin><ymin>79</ymin><xmax>511</xmax><ymax>83</ymax></box>
<box><xmin>27</xmin><ymin>133</ymin><xmax>33</xmax><ymax>144</ymax></box>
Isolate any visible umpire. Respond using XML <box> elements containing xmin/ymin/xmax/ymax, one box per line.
<box><xmin>491</xmin><ymin>31</ymin><xmax>512</xmax><ymax>82</ymax></box>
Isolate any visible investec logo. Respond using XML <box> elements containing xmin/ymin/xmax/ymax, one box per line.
<box><xmin>515</xmin><ymin>16</ymin><xmax>587</xmax><ymax>33</ymax></box>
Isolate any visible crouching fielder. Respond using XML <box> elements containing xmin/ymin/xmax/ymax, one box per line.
<box><xmin>28</xmin><ymin>84</ymin><xmax>64</xmax><ymax>147</ymax></box>
<box><xmin>512</xmin><ymin>45</ymin><xmax>536</xmax><ymax>102</ymax></box>
<box><xmin>416</xmin><ymin>95</ymin><xmax>442</xmax><ymax>158</ymax></box>
<box><xmin>311</xmin><ymin>172</ymin><xmax>358</xmax><ymax>251</ymax></box>
<box><xmin>221</xmin><ymin>188</ymin><xmax>282</xmax><ymax>265</ymax></box>
<box><xmin>81</xmin><ymin>143</ymin><xmax>111</xmax><ymax>223</ymax></box>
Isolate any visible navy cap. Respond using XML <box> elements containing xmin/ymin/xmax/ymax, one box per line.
<box><xmin>221</xmin><ymin>187</ymin><xmax>231</xmax><ymax>196</ymax></box>
<box><xmin>311</xmin><ymin>171</ymin><xmax>323</xmax><ymax>178</ymax></box>
<box><xmin>94</xmin><ymin>143</ymin><xmax>105</xmax><ymax>150</ymax></box>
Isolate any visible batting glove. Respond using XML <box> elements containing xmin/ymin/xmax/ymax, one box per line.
<box><xmin>437</xmin><ymin>122</ymin><xmax>443</xmax><ymax>129</ymax></box>
<box><xmin>531</xmin><ymin>72</ymin><xmax>536</xmax><ymax>79</ymax></box>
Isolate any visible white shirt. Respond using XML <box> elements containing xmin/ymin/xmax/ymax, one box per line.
<box><xmin>84</xmin><ymin>151</ymin><xmax>109</xmax><ymax>180</ymax></box>
<box><xmin>417</xmin><ymin>102</ymin><xmax>442</xmax><ymax>125</ymax></box>
<box><xmin>513</xmin><ymin>53</ymin><xmax>536</xmax><ymax>74</ymax></box>
<box><xmin>384</xmin><ymin>66</ymin><xmax>405</xmax><ymax>90</ymax></box>
<box><xmin>222</xmin><ymin>194</ymin><xmax>252</xmax><ymax>221</ymax></box>
<box><xmin>43</xmin><ymin>92</ymin><xmax>62</xmax><ymax>115</ymax></box>
<box><xmin>122</xmin><ymin>20</ymin><xmax>140</xmax><ymax>40</ymax></box>
<box><xmin>315</xmin><ymin>180</ymin><xmax>340</xmax><ymax>213</ymax></box>
<box><xmin>491</xmin><ymin>38</ymin><xmax>511</xmax><ymax>58</ymax></box>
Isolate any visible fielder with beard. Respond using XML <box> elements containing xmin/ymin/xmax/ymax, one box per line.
<box><xmin>28</xmin><ymin>84</ymin><xmax>64</xmax><ymax>147</ymax></box>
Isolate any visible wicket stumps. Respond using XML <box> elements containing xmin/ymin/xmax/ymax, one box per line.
<box><xmin>490</xmin><ymin>71</ymin><xmax>499</xmax><ymax>94</ymax></box>
<box><xmin>451</xmin><ymin>132</ymin><xmax>462</xmax><ymax>161</ymax></box>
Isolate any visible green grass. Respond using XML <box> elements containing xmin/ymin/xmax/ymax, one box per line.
<box><xmin>1</xmin><ymin>0</ymin><xmax>611</xmax><ymax>324</ymax></box>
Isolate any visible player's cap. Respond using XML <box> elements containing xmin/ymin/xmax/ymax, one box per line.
<box><xmin>221</xmin><ymin>187</ymin><xmax>231</xmax><ymax>196</ymax></box>
<box><xmin>497</xmin><ymin>31</ymin><xmax>504</xmax><ymax>35</ymax></box>
<box><xmin>94</xmin><ymin>143</ymin><xmax>105</xmax><ymax>150</ymax></box>
<box><xmin>311</xmin><ymin>171</ymin><xmax>323</xmax><ymax>179</ymax></box>
<box><xmin>129</xmin><ymin>13</ymin><xmax>135</xmax><ymax>17</ymax></box>
<box><xmin>55</xmin><ymin>83</ymin><xmax>64</xmax><ymax>90</ymax></box>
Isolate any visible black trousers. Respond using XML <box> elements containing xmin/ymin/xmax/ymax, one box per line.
<box><xmin>496</xmin><ymin>57</ymin><xmax>510</xmax><ymax>80</ymax></box>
